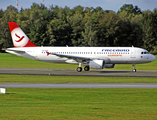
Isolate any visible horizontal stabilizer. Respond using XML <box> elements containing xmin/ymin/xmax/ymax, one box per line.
<box><xmin>6</xmin><ymin>48</ymin><xmax>25</xmax><ymax>53</ymax></box>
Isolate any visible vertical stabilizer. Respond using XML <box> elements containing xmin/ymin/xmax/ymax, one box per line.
<box><xmin>8</xmin><ymin>22</ymin><xmax>37</xmax><ymax>47</ymax></box>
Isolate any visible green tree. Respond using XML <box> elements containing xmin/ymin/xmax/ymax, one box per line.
<box><xmin>1</xmin><ymin>3</ymin><xmax>157</xmax><ymax>54</ymax></box>
<box><xmin>46</xmin><ymin>19</ymin><xmax>72</xmax><ymax>46</ymax></box>
<box><xmin>82</xmin><ymin>8</ymin><xmax>97</xmax><ymax>46</ymax></box>
<box><xmin>68</xmin><ymin>10</ymin><xmax>84</xmax><ymax>46</ymax></box>
<box><xmin>82</xmin><ymin>19</ymin><xmax>97</xmax><ymax>46</ymax></box>
<box><xmin>0</xmin><ymin>6</ymin><xmax>18</xmax><ymax>49</ymax></box>
<box><xmin>117</xmin><ymin>4</ymin><xmax>141</xmax><ymax>15</ymax></box>
<box><xmin>97</xmin><ymin>11</ymin><xmax>123</xmax><ymax>46</ymax></box>
<box><xmin>26</xmin><ymin>3</ymin><xmax>52</xmax><ymax>46</ymax></box>
<box><xmin>118</xmin><ymin>8</ymin><xmax>143</xmax><ymax>47</ymax></box>
<box><xmin>142</xmin><ymin>9</ymin><xmax>157</xmax><ymax>52</ymax></box>
<box><xmin>0</xmin><ymin>9</ymin><xmax>4</xmax><ymax>18</ymax></box>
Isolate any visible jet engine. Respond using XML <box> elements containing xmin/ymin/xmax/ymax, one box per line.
<box><xmin>89</xmin><ymin>60</ymin><xmax>105</xmax><ymax>69</ymax></box>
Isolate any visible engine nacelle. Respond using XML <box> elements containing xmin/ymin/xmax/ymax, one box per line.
<box><xmin>104</xmin><ymin>64</ymin><xmax>115</xmax><ymax>68</ymax></box>
<box><xmin>89</xmin><ymin>60</ymin><xmax>105</xmax><ymax>69</ymax></box>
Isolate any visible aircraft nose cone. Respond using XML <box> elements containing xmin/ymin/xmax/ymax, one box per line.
<box><xmin>151</xmin><ymin>55</ymin><xmax>156</xmax><ymax>62</ymax></box>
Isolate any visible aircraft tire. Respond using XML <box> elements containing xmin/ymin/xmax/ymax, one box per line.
<box><xmin>77</xmin><ymin>67</ymin><xmax>82</xmax><ymax>72</ymax></box>
<box><xmin>132</xmin><ymin>69</ymin><xmax>137</xmax><ymax>72</ymax></box>
<box><xmin>84</xmin><ymin>66</ymin><xmax>90</xmax><ymax>71</ymax></box>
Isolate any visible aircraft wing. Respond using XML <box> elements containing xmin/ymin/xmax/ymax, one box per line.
<box><xmin>46</xmin><ymin>51</ymin><xmax>91</xmax><ymax>62</ymax></box>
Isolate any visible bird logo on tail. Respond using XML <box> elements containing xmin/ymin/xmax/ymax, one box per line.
<box><xmin>15</xmin><ymin>33</ymin><xmax>25</xmax><ymax>42</ymax></box>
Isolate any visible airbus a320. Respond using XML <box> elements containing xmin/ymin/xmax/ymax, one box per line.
<box><xmin>6</xmin><ymin>22</ymin><xmax>156</xmax><ymax>72</ymax></box>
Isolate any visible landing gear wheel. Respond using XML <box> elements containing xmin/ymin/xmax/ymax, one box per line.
<box><xmin>132</xmin><ymin>69</ymin><xmax>137</xmax><ymax>72</ymax></box>
<box><xmin>77</xmin><ymin>67</ymin><xmax>82</xmax><ymax>72</ymax></box>
<box><xmin>132</xmin><ymin>64</ymin><xmax>137</xmax><ymax>72</ymax></box>
<box><xmin>84</xmin><ymin>66</ymin><xmax>90</xmax><ymax>71</ymax></box>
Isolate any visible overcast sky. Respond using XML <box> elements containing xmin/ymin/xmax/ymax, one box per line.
<box><xmin>0</xmin><ymin>0</ymin><xmax>157</xmax><ymax>12</ymax></box>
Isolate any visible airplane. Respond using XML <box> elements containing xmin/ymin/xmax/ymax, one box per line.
<box><xmin>5</xmin><ymin>22</ymin><xmax>156</xmax><ymax>72</ymax></box>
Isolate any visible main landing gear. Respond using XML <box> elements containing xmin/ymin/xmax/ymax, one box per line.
<box><xmin>132</xmin><ymin>64</ymin><xmax>136</xmax><ymax>72</ymax></box>
<box><xmin>84</xmin><ymin>66</ymin><xmax>90</xmax><ymax>71</ymax></box>
<box><xmin>76</xmin><ymin>67</ymin><xmax>82</xmax><ymax>72</ymax></box>
<box><xmin>76</xmin><ymin>63</ymin><xmax>90</xmax><ymax>72</ymax></box>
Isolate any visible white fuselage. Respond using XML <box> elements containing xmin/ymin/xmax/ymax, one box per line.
<box><xmin>6</xmin><ymin>47</ymin><xmax>156</xmax><ymax>65</ymax></box>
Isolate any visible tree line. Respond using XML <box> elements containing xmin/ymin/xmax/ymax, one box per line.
<box><xmin>0</xmin><ymin>3</ymin><xmax>157</xmax><ymax>54</ymax></box>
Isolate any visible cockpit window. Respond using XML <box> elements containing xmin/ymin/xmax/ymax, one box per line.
<box><xmin>141</xmin><ymin>51</ymin><xmax>150</xmax><ymax>54</ymax></box>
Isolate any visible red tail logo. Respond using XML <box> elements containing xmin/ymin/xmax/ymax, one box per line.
<box><xmin>15</xmin><ymin>33</ymin><xmax>25</xmax><ymax>42</ymax></box>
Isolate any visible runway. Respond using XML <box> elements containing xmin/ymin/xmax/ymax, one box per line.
<box><xmin>1</xmin><ymin>83</ymin><xmax>157</xmax><ymax>88</ymax></box>
<box><xmin>0</xmin><ymin>68</ymin><xmax>157</xmax><ymax>88</ymax></box>
<box><xmin>0</xmin><ymin>68</ymin><xmax>157</xmax><ymax>77</ymax></box>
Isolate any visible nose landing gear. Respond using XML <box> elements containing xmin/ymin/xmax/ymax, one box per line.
<box><xmin>132</xmin><ymin>64</ymin><xmax>136</xmax><ymax>72</ymax></box>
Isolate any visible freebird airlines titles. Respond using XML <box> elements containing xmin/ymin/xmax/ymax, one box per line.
<box><xmin>6</xmin><ymin>22</ymin><xmax>156</xmax><ymax>72</ymax></box>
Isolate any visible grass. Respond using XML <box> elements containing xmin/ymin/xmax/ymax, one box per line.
<box><xmin>0</xmin><ymin>53</ymin><xmax>157</xmax><ymax>71</ymax></box>
<box><xmin>0</xmin><ymin>53</ymin><xmax>77</xmax><ymax>69</ymax></box>
<box><xmin>0</xmin><ymin>88</ymin><xmax>157</xmax><ymax>120</ymax></box>
<box><xmin>0</xmin><ymin>75</ymin><xmax>157</xmax><ymax>83</ymax></box>
<box><xmin>0</xmin><ymin>53</ymin><xmax>157</xmax><ymax>120</ymax></box>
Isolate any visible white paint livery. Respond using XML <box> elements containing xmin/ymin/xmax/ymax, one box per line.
<box><xmin>6</xmin><ymin>22</ymin><xmax>156</xmax><ymax>72</ymax></box>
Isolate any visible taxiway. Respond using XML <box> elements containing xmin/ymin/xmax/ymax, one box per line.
<box><xmin>0</xmin><ymin>83</ymin><xmax>157</xmax><ymax>88</ymax></box>
<box><xmin>0</xmin><ymin>68</ymin><xmax>157</xmax><ymax>77</ymax></box>
<box><xmin>1</xmin><ymin>68</ymin><xmax>157</xmax><ymax>88</ymax></box>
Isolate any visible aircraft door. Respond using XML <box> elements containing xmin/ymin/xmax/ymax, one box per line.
<box><xmin>130</xmin><ymin>48</ymin><xmax>136</xmax><ymax>58</ymax></box>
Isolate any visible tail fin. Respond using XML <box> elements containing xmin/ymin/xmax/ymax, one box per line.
<box><xmin>8</xmin><ymin>22</ymin><xmax>37</xmax><ymax>47</ymax></box>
